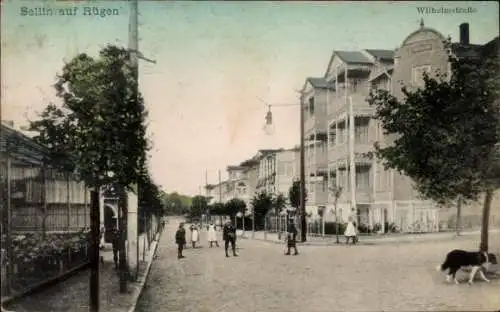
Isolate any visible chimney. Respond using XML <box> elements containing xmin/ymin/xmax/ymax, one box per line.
<box><xmin>459</xmin><ymin>23</ymin><xmax>469</xmax><ymax>45</ymax></box>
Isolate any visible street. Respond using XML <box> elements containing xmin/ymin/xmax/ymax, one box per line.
<box><xmin>136</xmin><ymin>221</ymin><xmax>500</xmax><ymax>312</ymax></box>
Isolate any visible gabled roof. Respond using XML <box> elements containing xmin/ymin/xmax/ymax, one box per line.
<box><xmin>1</xmin><ymin>123</ymin><xmax>51</xmax><ymax>165</ymax></box>
<box><xmin>335</xmin><ymin>51</ymin><xmax>373</xmax><ymax>64</ymax></box>
<box><xmin>368</xmin><ymin>66</ymin><xmax>394</xmax><ymax>82</ymax></box>
<box><xmin>306</xmin><ymin>77</ymin><xmax>335</xmax><ymax>89</ymax></box>
<box><xmin>364</xmin><ymin>49</ymin><xmax>395</xmax><ymax>62</ymax></box>
<box><xmin>324</xmin><ymin>50</ymin><xmax>374</xmax><ymax>78</ymax></box>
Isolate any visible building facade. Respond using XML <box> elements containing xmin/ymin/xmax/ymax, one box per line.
<box><xmin>300</xmin><ymin>78</ymin><xmax>332</xmax><ymax>215</ymax></box>
<box><xmin>300</xmin><ymin>21</ymin><xmax>500</xmax><ymax>232</ymax></box>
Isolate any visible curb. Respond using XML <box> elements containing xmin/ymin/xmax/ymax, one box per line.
<box><xmin>127</xmin><ymin>230</ymin><xmax>163</xmax><ymax>312</ymax></box>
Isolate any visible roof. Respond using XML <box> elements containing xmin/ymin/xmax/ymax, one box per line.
<box><xmin>306</xmin><ymin>77</ymin><xmax>335</xmax><ymax>89</ymax></box>
<box><xmin>1</xmin><ymin>123</ymin><xmax>51</xmax><ymax>165</ymax></box>
<box><xmin>364</xmin><ymin>49</ymin><xmax>395</xmax><ymax>62</ymax></box>
<box><xmin>335</xmin><ymin>51</ymin><xmax>373</xmax><ymax>64</ymax></box>
<box><xmin>368</xmin><ymin>66</ymin><xmax>394</xmax><ymax>82</ymax></box>
<box><xmin>258</xmin><ymin>148</ymin><xmax>284</xmax><ymax>155</ymax></box>
<box><xmin>227</xmin><ymin>165</ymin><xmax>244</xmax><ymax>171</ymax></box>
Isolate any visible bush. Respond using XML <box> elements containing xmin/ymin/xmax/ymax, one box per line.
<box><xmin>324</xmin><ymin>222</ymin><xmax>346</xmax><ymax>235</ymax></box>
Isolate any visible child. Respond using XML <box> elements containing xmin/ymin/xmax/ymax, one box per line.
<box><xmin>175</xmin><ymin>223</ymin><xmax>187</xmax><ymax>259</ymax></box>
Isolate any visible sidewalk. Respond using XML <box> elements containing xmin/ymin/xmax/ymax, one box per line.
<box><xmin>4</xmin><ymin>231</ymin><xmax>163</xmax><ymax>312</ymax></box>
<box><xmin>237</xmin><ymin>228</ymin><xmax>500</xmax><ymax>246</ymax></box>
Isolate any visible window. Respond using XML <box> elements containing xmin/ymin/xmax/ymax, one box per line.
<box><xmin>309</xmin><ymin>97</ymin><xmax>315</xmax><ymax>116</ymax></box>
<box><xmin>356</xmin><ymin>165</ymin><xmax>371</xmax><ymax>191</ymax></box>
<box><xmin>412</xmin><ymin>65</ymin><xmax>432</xmax><ymax>87</ymax></box>
<box><xmin>355</xmin><ymin>117</ymin><xmax>370</xmax><ymax>144</ymax></box>
<box><xmin>329</xmin><ymin>129</ymin><xmax>336</xmax><ymax>146</ymax></box>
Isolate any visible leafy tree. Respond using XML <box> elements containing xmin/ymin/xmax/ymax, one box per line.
<box><xmin>367</xmin><ymin>39</ymin><xmax>499</xmax><ymax>252</ymax></box>
<box><xmin>273</xmin><ymin>193</ymin><xmax>287</xmax><ymax>235</ymax></box>
<box><xmin>210</xmin><ymin>202</ymin><xmax>226</xmax><ymax>216</ymax></box>
<box><xmin>251</xmin><ymin>191</ymin><xmax>274</xmax><ymax>230</ymax></box>
<box><xmin>225</xmin><ymin>198</ymin><xmax>246</xmax><ymax>224</ymax></box>
<box><xmin>191</xmin><ymin>195</ymin><xmax>209</xmax><ymax>219</ymax></box>
<box><xmin>288</xmin><ymin>179</ymin><xmax>307</xmax><ymax>210</ymax></box>
<box><xmin>28</xmin><ymin>45</ymin><xmax>149</xmax><ymax>189</ymax></box>
<box><xmin>273</xmin><ymin>193</ymin><xmax>287</xmax><ymax>215</ymax></box>
<box><xmin>161</xmin><ymin>192</ymin><xmax>192</xmax><ymax>215</ymax></box>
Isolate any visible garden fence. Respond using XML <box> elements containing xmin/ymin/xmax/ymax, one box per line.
<box><xmin>1</xmin><ymin>156</ymin><xmax>91</xmax><ymax>301</ymax></box>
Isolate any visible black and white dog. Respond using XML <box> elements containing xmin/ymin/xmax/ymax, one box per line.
<box><xmin>436</xmin><ymin>249</ymin><xmax>498</xmax><ymax>285</ymax></box>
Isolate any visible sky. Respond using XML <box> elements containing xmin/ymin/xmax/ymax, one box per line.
<box><xmin>1</xmin><ymin>0</ymin><xmax>498</xmax><ymax>196</ymax></box>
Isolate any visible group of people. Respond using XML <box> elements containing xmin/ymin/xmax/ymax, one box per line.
<box><xmin>175</xmin><ymin>219</ymin><xmax>238</xmax><ymax>259</ymax></box>
<box><xmin>173</xmin><ymin>210</ymin><xmax>358</xmax><ymax>260</ymax></box>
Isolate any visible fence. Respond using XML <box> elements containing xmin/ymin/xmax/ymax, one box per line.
<box><xmin>1</xmin><ymin>127</ymin><xmax>91</xmax><ymax>301</ymax></box>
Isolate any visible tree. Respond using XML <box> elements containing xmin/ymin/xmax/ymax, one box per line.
<box><xmin>250</xmin><ymin>191</ymin><xmax>274</xmax><ymax>230</ymax></box>
<box><xmin>367</xmin><ymin>39</ymin><xmax>499</xmax><ymax>252</ymax></box>
<box><xmin>273</xmin><ymin>193</ymin><xmax>287</xmax><ymax>235</ymax></box>
<box><xmin>28</xmin><ymin>45</ymin><xmax>150</xmax><ymax>299</ymax></box>
<box><xmin>289</xmin><ymin>179</ymin><xmax>307</xmax><ymax>210</ymax></box>
<box><xmin>329</xmin><ymin>186</ymin><xmax>343</xmax><ymax>243</ymax></box>
<box><xmin>210</xmin><ymin>202</ymin><xmax>226</xmax><ymax>226</ymax></box>
<box><xmin>225</xmin><ymin>198</ymin><xmax>246</xmax><ymax>225</ymax></box>
<box><xmin>190</xmin><ymin>195</ymin><xmax>209</xmax><ymax>220</ymax></box>
<box><xmin>29</xmin><ymin>45</ymin><xmax>149</xmax><ymax>189</ymax></box>
<box><xmin>161</xmin><ymin>192</ymin><xmax>192</xmax><ymax>216</ymax></box>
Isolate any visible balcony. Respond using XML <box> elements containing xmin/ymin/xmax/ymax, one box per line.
<box><xmin>327</xmin><ymin>92</ymin><xmax>374</xmax><ymax>123</ymax></box>
<box><xmin>328</xmin><ymin>143</ymin><xmax>348</xmax><ymax>164</ymax></box>
<box><xmin>332</xmin><ymin>189</ymin><xmax>372</xmax><ymax>204</ymax></box>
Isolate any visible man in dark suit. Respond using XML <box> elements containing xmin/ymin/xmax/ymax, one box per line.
<box><xmin>222</xmin><ymin>220</ymin><xmax>238</xmax><ymax>257</ymax></box>
<box><xmin>285</xmin><ymin>221</ymin><xmax>299</xmax><ymax>256</ymax></box>
<box><xmin>175</xmin><ymin>222</ymin><xmax>187</xmax><ymax>259</ymax></box>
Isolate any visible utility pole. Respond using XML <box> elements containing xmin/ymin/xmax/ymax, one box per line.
<box><xmin>218</xmin><ymin>170</ymin><xmax>222</xmax><ymax>226</ymax></box>
<box><xmin>205</xmin><ymin>170</ymin><xmax>209</xmax><ymax>223</ymax></box>
<box><xmin>300</xmin><ymin>94</ymin><xmax>307</xmax><ymax>242</ymax></box>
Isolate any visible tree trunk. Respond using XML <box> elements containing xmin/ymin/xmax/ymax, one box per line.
<box><xmin>242</xmin><ymin>215</ymin><xmax>245</xmax><ymax>237</ymax></box>
<box><xmin>479</xmin><ymin>188</ymin><xmax>494</xmax><ymax>252</ymax></box>
<box><xmin>264</xmin><ymin>217</ymin><xmax>267</xmax><ymax>240</ymax></box>
<box><xmin>456</xmin><ymin>196</ymin><xmax>462</xmax><ymax>236</ymax></box>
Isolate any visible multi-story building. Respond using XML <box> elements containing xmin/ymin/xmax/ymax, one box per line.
<box><xmin>299</xmin><ymin>78</ymin><xmax>333</xmax><ymax>215</ymax></box>
<box><xmin>374</xmin><ymin>21</ymin><xmax>500</xmax><ymax>232</ymax></box>
<box><xmin>255</xmin><ymin>149</ymin><xmax>282</xmax><ymax>194</ymax></box>
<box><xmin>275</xmin><ymin>147</ymin><xmax>300</xmax><ymax>198</ymax></box>
<box><xmin>207</xmin><ymin>148</ymin><xmax>300</xmax><ymax>215</ymax></box>
<box><xmin>309</xmin><ymin>21</ymin><xmax>500</xmax><ymax>232</ymax></box>
<box><xmin>318</xmin><ymin>49</ymin><xmax>394</xmax><ymax>224</ymax></box>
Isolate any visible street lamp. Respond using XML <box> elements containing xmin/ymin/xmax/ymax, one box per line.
<box><xmin>262</xmin><ymin>97</ymin><xmax>307</xmax><ymax>242</ymax></box>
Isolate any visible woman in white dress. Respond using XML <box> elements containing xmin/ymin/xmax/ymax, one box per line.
<box><xmin>344</xmin><ymin>215</ymin><xmax>357</xmax><ymax>245</ymax></box>
<box><xmin>207</xmin><ymin>222</ymin><xmax>219</xmax><ymax>247</ymax></box>
<box><xmin>191</xmin><ymin>225</ymin><xmax>199</xmax><ymax>248</ymax></box>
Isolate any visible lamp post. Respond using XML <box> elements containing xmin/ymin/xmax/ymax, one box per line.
<box><xmin>263</xmin><ymin>97</ymin><xmax>307</xmax><ymax>242</ymax></box>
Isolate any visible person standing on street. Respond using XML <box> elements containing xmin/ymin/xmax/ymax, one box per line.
<box><xmin>285</xmin><ymin>221</ymin><xmax>299</xmax><ymax>256</ymax></box>
<box><xmin>344</xmin><ymin>215</ymin><xmax>358</xmax><ymax>245</ymax></box>
<box><xmin>191</xmin><ymin>224</ymin><xmax>200</xmax><ymax>248</ymax></box>
<box><xmin>207</xmin><ymin>222</ymin><xmax>219</xmax><ymax>247</ymax></box>
<box><xmin>222</xmin><ymin>220</ymin><xmax>238</xmax><ymax>257</ymax></box>
<box><xmin>175</xmin><ymin>223</ymin><xmax>187</xmax><ymax>259</ymax></box>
